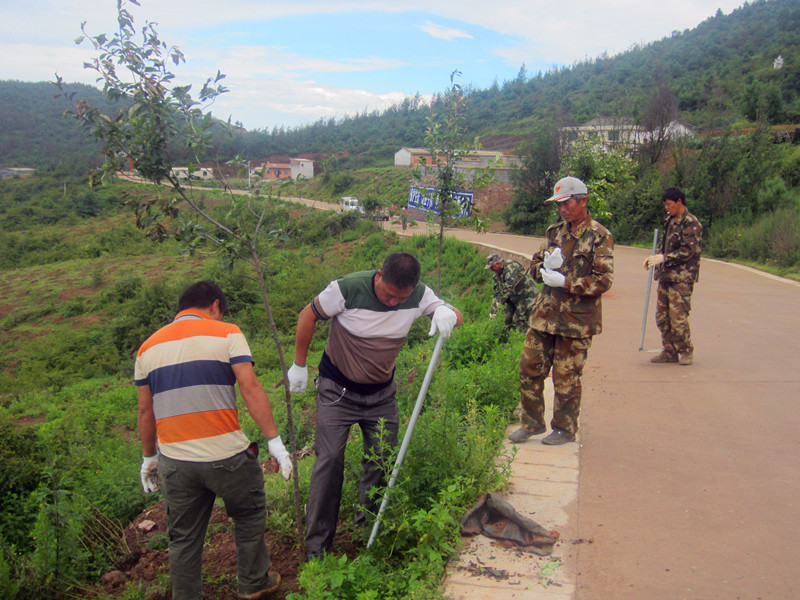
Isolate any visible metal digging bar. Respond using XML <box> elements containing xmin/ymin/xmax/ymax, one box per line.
<box><xmin>639</xmin><ymin>228</ymin><xmax>659</xmax><ymax>351</ymax></box>
<box><xmin>367</xmin><ymin>333</ymin><xmax>446</xmax><ymax>548</ymax></box>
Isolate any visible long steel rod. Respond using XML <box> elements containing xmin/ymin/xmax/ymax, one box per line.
<box><xmin>367</xmin><ymin>334</ymin><xmax>446</xmax><ymax>548</ymax></box>
<box><xmin>639</xmin><ymin>228</ymin><xmax>659</xmax><ymax>351</ymax></box>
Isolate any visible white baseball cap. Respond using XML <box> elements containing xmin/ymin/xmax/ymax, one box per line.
<box><xmin>545</xmin><ymin>176</ymin><xmax>588</xmax><ymax>203</ymax></box>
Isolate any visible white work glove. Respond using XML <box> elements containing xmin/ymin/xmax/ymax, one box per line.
<box><xmin>643</xmin><ymin>254</ymin><xmax>665</xmax><ymax>269</ymax></box>
<box><xmin>267</xmin><ymin>436</ymin><xmax>293</xmax><ymax>481</ymax></box>
<box><xmin>287</xmin><ymin>362</ymin><xmax>308</xmax><ymax>393</ymax></box>
<box><xmin>429</xmin><ymin>304</ymin><xmax>458</xmax><ymax>338</ymax></box>
<box><xmin>140</xmin><ymin>455</ymin><xmax>159</xmax><ymax>493</ymax></box>
<box><xmin>543</xmin><ymin>248</ymin><xmax>564</xmax><ymax>270</ymax></box>
<box><xmin>541</xmin><ymin>268</ymin><xmax>566</xmax><ymax>288</ymax></box>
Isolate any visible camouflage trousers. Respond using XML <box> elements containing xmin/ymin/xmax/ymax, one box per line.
<box><xmin>518</xmin><ymin>329</ymin><xmax>592</xmax><ymax>436</ymax></box>
<box><xmin>655</xmin><ymin>281</ymin><xmax>694</xmax><ymax>356</ymax></box>
<box><xmin>504</xmin><ymin>303</ymin><xmax>531</xmax><ymax>333</ymax></box>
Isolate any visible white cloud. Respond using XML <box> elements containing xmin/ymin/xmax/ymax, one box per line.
<box><xmin>209</xmin><ymin>77</ymin><xmax>414</xmax><ymax>129</ymax></box>
<box><xmin>417</xmin><ymin>20</ymin><xmax>473</xmax><ymax>41</ymax></box>
<box><xmin>0</xmin><ymin>43</ymin><xmax>99</xmax><ymax>85</ymax></box>
<box><xmin>196</xmin><ymin>45</ymin><xmax>407</xmax><ymax>79</ymax></box>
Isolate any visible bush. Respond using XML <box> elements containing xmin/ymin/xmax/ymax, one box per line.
<box><xmin>707</xmin><ymin>205</ymin><xmax>800</xmax><ymax>267</ymax></box>
<box><xmin>110</xmin><ymin>279</ymin><xmax>183</xmax><ymax>358</ymax></box>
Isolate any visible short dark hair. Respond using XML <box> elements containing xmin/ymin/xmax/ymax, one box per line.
<box><xmin>178</xmin><ymin>281</ymin><xmax>228</xmax><ymax>315</ymax></box>
<box><xmin>381</xmin><ymin>252</ymin><xmax>421</xmax><ymax>289</ymax></box>
<box><xmin>662</xmin><ymin>187</ymin><xmax>686</xmax><ymax>205</ymax></box>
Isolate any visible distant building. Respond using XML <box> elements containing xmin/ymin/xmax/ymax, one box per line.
<box><xmin>774</xmin><ymin>55</ymin><xmax>784</xmax><ymax>70</ymax></box>
<box><xmin>257</xmin><ymin>161</ymin><xmax>291</xmax><ymax>180</ymax></box>
<box><xmin>290</xmin><ymin>158</ymin><xmax>314</xmax><ymax>180</ymax></box>
<box><xmin>395</xmin><ymin>147</ymin><xmax>523</xmax><ymax>214</ymax></box>
<box><xmin>170</xmin><ymin>166</ymin><xmax>214</xmax><ymax>181</ymax></box>
<box><xmin>394</xmin><ymin>147</ymin><xmax>522</xmax><ymax>182</ymax></box>
<box><xmin>253</xmin><ymin>157</ymin><xmax>314</xmax><ymax>181</ymax></box>
<box><xmin>560</xmin><ymin>117</ymin><xmax>694</xmax><ymax>153</ymax></box>
<box><xmin>0</xmin><ymin>167</ymin><xmax>35</xmax><ymax>178</ymax></box>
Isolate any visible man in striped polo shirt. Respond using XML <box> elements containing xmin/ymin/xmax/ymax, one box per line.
<box><xmin>287</xmin><ymin>252</ymin><xmax>463</xmax><ymax>560</ymax></box>
<box><xmin>135</xmin><ymin>281</ymin><xmax>291</xmax><ymax>600</ymax></box>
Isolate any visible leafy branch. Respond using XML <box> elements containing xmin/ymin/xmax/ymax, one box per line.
<box><xmin>54</xmin><ymin>0</ymin><xmax>306</xmax><ymax>559</ymax></box>
<box><xmin>421</xmin><ymin>70</ymin><xmax>495</xmax><ymax>292</ymax></box>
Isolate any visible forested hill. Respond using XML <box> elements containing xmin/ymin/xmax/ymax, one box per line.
<box><xmin>2</xmin><ymin>0</ymin><xmax>799</xmax><ymax>170</ymax></box>
<box><xmin>0</xmin><ymin>81</ymin><xmax>123</xmax><ymax>171</ymax></box>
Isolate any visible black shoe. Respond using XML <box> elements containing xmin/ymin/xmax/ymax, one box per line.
<box><xmin>508</xmin><ymin>425</ymin><xmax>546</xmax><ymax>443</ymax></box>
<box><xmin>541</xmin><ymin>429</ymin><xmax>575</xmax><ymax>445</ymax></box>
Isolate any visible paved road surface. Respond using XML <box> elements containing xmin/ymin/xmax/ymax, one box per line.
<box><xmin>436</xmin><ymin>224</ymin><xmax>800</xmax><ymax>600</ymax></box>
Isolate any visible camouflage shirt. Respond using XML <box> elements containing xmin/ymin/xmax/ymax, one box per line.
<box><xmin>529</xmin><ymin>215</ymin><xmax>614</xmax><ymax>338</ymax></box>
<box><xmin>490</xmin><ymin>259</ymin><xmax>540</xmax><ymax>317</ymax></box>
<box><xmin>655</xmin><ymin>209</ymin><xmax>702</xmax><ymax>284</ymax></box>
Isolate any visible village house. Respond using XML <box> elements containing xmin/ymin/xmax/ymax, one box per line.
<box><xmin>252</xmin><ymin>157</ymin><xmax>314</xmax><ymax>181</ymax></box>
<box><xmin>170</xmin><ymin>166</ymin><xmax>214</xmax><ymax>181</ymax></box>
<box><xmin>560</xmin><ymin>117</ymin><xmax>694</xmax><ymax>153</ymax></box>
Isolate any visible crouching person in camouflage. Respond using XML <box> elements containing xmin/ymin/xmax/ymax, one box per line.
<box><xmin>509</xmin><ymin>177</ymin><xmax>614</xmax><ymax>446</ymax></box>
<box><xmin>643</xmin><ymin>187</ymin><xmax>702</xmax><ymax>366</ymax></box>
<box><xmin>485</xmin><ymin>253</ymin><xmax>539</xmax><ymax>335</ymax></box>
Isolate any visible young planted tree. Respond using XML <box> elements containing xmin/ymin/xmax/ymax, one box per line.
<box><xmin>54</xmin><ymin>0</ymin><xmax>307</xmax><ymax>558</ymax></box>
<box><xmin>557</xmin><ymin>133</ymin><xmax>638</xmax><ymax>223</ymax></box>
<box><xmin>421</xmin><ymin>70</ymin><xmax>494</xmax><ymax>293</ymax></box>
<box><xmin>507</xmin><ymin>122</ymin><xmax>562</xmax><ymax>234</ymax></box>
<box><xmin>640</xmin><ymin>82</ymin><xmax>680</xmax><ymax>165</ymax></box>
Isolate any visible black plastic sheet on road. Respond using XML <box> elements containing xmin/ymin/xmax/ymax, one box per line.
<box><xmin>459</xmin><ymin>493</ymin><xmax>556</xmax><ymax>556</ymax></box>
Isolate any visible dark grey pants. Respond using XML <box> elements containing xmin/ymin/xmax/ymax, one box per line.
<box><xmin>159</xmin><ymin>449</ymin><xmax>271</xmax><ymax>600</ymax></box>
<box><xmin>305</xmin><ymin>376</ymin><xmax>399</xmax><ymax>557</ymax></box>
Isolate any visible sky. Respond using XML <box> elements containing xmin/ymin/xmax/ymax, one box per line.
<box><xmin>1</xmin><ymin>0</ymin><xmax>748</xmax><ymax>131</ymax></box>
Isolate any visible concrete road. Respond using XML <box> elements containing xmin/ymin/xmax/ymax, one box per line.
<box><xmin>438</xmin><ymin>225</ymin><xmax>800</xmax><ymax>600</ymax></box>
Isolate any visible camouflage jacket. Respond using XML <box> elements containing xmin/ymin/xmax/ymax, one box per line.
<box><xmin>490</xmin><ymin>259</ymin><xmax>540</xmax><ymax>316</ymax></box>
<box><xmin>530</xmin><ymin>215</ymin><xmax>614</xmax><ymax>338</ymax></box>
<box><xmin>655</xmin><ymin>210</ymin><xmax>702</xmax><ymax>284</ymax></box>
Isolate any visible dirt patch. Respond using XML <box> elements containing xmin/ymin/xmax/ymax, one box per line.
<box><xmin>92</xmin><ymin>463</ymin><xmax>360</xmax><ymax>600</ymax></box>
<box><xmin>11</xmin><ymin>414</ymin><xmax>46</xmax><ymax>426</ymax></box>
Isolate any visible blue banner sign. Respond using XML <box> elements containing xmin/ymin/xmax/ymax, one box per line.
<box><xmin>408</xmin><ymin>186</ymin><xmax>473</xmax><ymax>217</ymax></box>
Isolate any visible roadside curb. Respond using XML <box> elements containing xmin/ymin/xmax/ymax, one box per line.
<box><xmin>442</xmin><ymin>379</ymin><xmax>579</xmax><ymax>599</ymax></box>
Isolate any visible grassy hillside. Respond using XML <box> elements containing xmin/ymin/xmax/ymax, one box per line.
<box><xmin>0</xmin><ymin>173</ymin><xmax>528</xmax><ymax>599</ymax></box>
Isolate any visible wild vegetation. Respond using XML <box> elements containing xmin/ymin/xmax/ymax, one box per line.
<box><xmin>0</xmin><ymin>171</ymin><xmax>525</xmax><ymax>599</ymax></box>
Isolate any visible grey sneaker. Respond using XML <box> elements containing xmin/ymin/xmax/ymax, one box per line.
<box><xmin>541</xmin><ymin>429</ymin><xmax>575</xmax><ymax>445</ymax></box>
<box><xmin>238</xmin><ymin>571</ymin><xmax>281</xmax><ymax>599</ymax></box>
<box><xmin>508</xmin><ymin>425</ymin><xmax>546</xmax><ymax>443</ymax></box>
<box><xmin>678</xmin><ymin>352</ymin><xmax>693</xmax><ymax>366</ymax></box>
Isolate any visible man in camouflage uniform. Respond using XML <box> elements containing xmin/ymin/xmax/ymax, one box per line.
<box><xmin>486</xmin><ymin>253</ymin><xmax>540</xmax><ymax>334</ymax></box>
<box><xmin>509</xmin><ymin>176</ymin><xmax>614</xmax><ymax>446</ymax></box>
<box><xmin>643</xmin><ymin>187</ymin><xmax>702</xmax><ymax>366</ymax></box>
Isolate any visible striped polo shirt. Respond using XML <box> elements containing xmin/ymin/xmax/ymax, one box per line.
<box><xmin>312</xmin><ymin>270</ymin><xmax>443</xmax><ymax>388</ymax></box>
<box><xmin>134</xmin><ymin>309</ymin><xmax>252</xmax><ymax>462</ymax></box>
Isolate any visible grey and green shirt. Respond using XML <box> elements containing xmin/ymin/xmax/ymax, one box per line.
<box><xmin>311</xmin><ymin>270</ymin><xmax>444</xmax><ymax>391</ymax></box>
